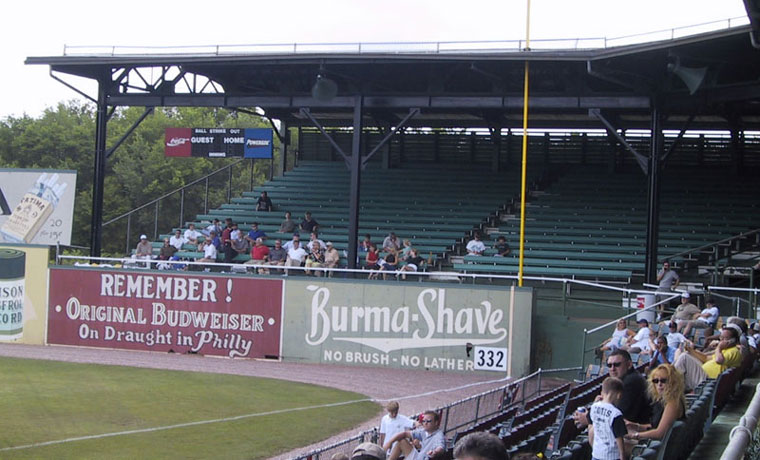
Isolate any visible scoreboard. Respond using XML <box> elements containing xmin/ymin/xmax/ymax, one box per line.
<box><xmin>165</xmin><ymin>128</ymin><xmax>273</xmax><ymax>158</ymax></box>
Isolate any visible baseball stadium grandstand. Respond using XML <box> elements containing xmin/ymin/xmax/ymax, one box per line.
<box><xmin>6</xmin><ymin>5</ymin><xmax>760</xmax><ymax>460</ymax></box>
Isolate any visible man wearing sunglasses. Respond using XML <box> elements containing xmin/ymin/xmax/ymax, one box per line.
<box><xmin>574</xmin><ymin>349</ymin><xmax>650</xmax><ymax>427</ymax></box>
<box><xmin>383</xmin><ymin>410</ymin><xmax>445</xmax><ymax>460</ymax></box>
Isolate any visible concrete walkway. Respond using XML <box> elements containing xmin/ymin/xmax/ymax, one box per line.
<box><xmin>688</xmin><ymin>371</ymin><xmax>760</xmax><ymax>460</ymax></box>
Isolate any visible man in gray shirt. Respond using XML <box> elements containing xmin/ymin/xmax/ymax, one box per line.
<box><xmin>268</xmin><ymin>239</ymin><xmax>288</xmax><ymax>273</ymax></box>
<box><xmin>384</xmin><ymin>410</ymin><xmax>445</xmax><ymax>460</ymax></box>
<box><xmin>656</xmin><ymin>261</ymin><xmax>680</xmax><ymax>321</ymax></box>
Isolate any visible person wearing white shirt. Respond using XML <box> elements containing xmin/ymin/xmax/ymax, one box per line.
<box><xmin>184</xmin><ymin>223</ymin><xmax>201</xmax><ymax>247</ymax></box>
<box><xmin>622</xmin><ymin>318</ymin><xmax>651</xmax><ymax>353</ymax></box>
<box><xmin>664</xmin><ymin>322</ymin><xmax>687</xmax><ymax>349</ymax></box>
<box><xmin>198</xmin><ymin>240</ymin><xmax>217</xmax><ymax>263</ymax></box>
<box><xmin>378</xmin><ymin>401</ymin><xmax>415</xmax><ymax>455</ymax></box>
<box><xmin>682</xmin><ymin>300</ymin><xmax>720</xmax><ymax>337</ymax></box>
<box><xmin>466</xmin><ymin>233</ymin><xmax>486</xmax><ymax>256</ymax></box>
<box><xmin>306</xmin><ymin>231</ymin><xmax>327</xmax><ymax>253</ymax></box>
<box><xmin>169</xmin><ymin>229</ymin><xmax>186</xmax><ymax>251</ymax></box>
<box><xmin>284</xmin><ymin>241</ymin><xmax>308</xmax><ymax>274</ymax></box>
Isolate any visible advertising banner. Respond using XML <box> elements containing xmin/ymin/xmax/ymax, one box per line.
<box><xmin>165</xmin><ymin>128</ymin><xmax>273</xmax><ymax>158</ymax></box>
<box><xmin>281</xmin><ymin>279</ymin><xmax>532</xmax><ymax>375</ymax></box>
<box><xmin>47</xmin><ymin>268</ymin><xmax>283</xmax><ymax>358</ymax></box>
<box><xmin>0</xmin><ymin>244</ymin><xmax>49</xmax><ymax>344</ymax></box>
<box><xmin>0</xmin><ymin>169</ymin><xmax>77</xmax><ymax>246</ymax></box>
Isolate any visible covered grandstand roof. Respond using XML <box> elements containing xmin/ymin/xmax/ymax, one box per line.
<box><xmin>26</xmin><ymin>25</ymin><xmax>760</xmax><ymax>130</ymax></box>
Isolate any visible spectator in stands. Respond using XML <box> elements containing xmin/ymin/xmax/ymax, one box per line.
<box><xmin>307</xmin><ymin>231</ymin><xmax>327</xmax><ymax>252</ymax></box>
<box><xmin>135</xmin><ymin>234</ymin><xmax>153</xmax><ymax>261</ymax></box>
<box><xmin>304</xmin><ymin>244</ymin><xmax>325</xmax><ymax>276</ymax></box>
<box><xmin>574</xmin><ymin>349</ymin><xmax>651</xmax><ymax>426</ymax></box>
<box><xmin>655</xmin><ymin>261</ymin><xmax>679</xmax><ymax>320</ymax></box>
<box><xmin>378</xmin><ymin>252</ymin><xmax>398</xmax><ymax>280</ymax></box>
<box><xmin>158</xmin><ymin>238</ymin><xmax>177</xmax><ymax>261</ymax></box>
<box><xmin>666</xmin><ymin>292</ymin><xmax>700</xmax><ymax>332</ymax></box>
<box><xmin>625</xmin><ymin>364</ymin><xmax>686</xmax><ymax>445</ymax></box>
<box><xmin>452</xmin><ymin>431</ymin><xmax>508</xmax><ymax>460</ymax></box>
<box><xmin>198</xmin><ymin>238</ymin><xmax>218</xmax><ymax>264</ymax></box>
<box><xmin>384</xmin><ymin>410</ymin><xmax>445</xmax><ymax>460</ymax></box>
<box><xmin>246</xmin><ymin>238</ymin><xmax>270</xmax><ymax>274</ymax></box>
<box><xmin>621</xmin><ymin>318</ymin><xmax>652</xmax><ymax>354</ymax></box>
<box><xmin>245</xmin><ymin>222</ymin><xmax>267</xmax><ymax>246</ymax></box>
<box><xmin>682</xmin><ymin>298</ymin><xmax>719</xmax><ymax>337</ymax></box>
<box><xmin>493</xmin><ymin>235</ymin><xmax>510</xmax><ymax>257</ymax></box>
<box><xmin>256</xmin><ymin>191</ymin><xmax>273</xmax><ymax>212</ymax></box>
<box><xmin>283</xmin><ymin>232</ymin><xmax>300</xmax><ymax>251</ymax></box>
<box><xmin>300</xmin><ymin>211</ymin><xmax>319</xmax><ymax>233</ymax></box>
<box><xmin>382</xmin><ymin>232</ymin><xmax>400</xmax><ymax>254</ymax></box>
<box><xmin>203</xmin><ymin>218</ymin><xmax>222</xmax><ymax>237</ymax></box>
<box><xmin>751</xmin><ymin>323</ymin><xmax>760</xmax><ymax>348</ymax></box>
<box><xmin>675</xmin><ymin>325</ymin><xmax>742</xmax><ymax>382</ymax></box>
<box><xmin>398</xmin><ymin>239</ymin><xmax>413</xmax><ymax>262</ymax></box>
<box><xmin>466</xmin><ymin>232</ymin><xmax>486</xmax><ymax>256</ymax></box>
<box><xmin>366</xmin><ymin>244</ymin><xmax>380</xmax><ymax>268</ymax></box>
<box><xmin>231</xmin><ymin>228</ymin><xmax>249</xmax><ymax>259</ymax></box>
<box><xmin>169</xmin><ymin>229</ymin><xmax>186</xmax><ymax>251</ymax></box>
<box><xmin>230</xmin><ymin>222</ymin><xmax>242</xmax><ymax>241</ymax></box>
<box><xmin>285</xmin><ymin>240</ymin><xmax>308</xmax><ymax>274</ymax></box>
<box><xmin>351</xmin><ymin>443</ymin><xmax>386</xmax><ymax>460</ymax></box>
<box><xmin>664</xmin><ymin>322</ymin><xmax>687</xmax><ymax>349</ymax></box>
<box><xmin>359</xmin><ymin>234</ymin><xmax>373</xmax><ymax>253</ymax></box>
<box><xmin>279</xmin><ymin>211</ymin><xmax>297</xmax><ymax>233</ymax></box>
<box><xmin>588</xmin><ymin>377</ymin><xmax>626</xmax><ymax>460</ymax></box>
<box><xmin>324</xmin><ymin>242</ymin><xmax>340</xmax><ymax>274</ymax></box>
<box><xmin>399</xmin><ymin>249</ymin><xmax>432</xmax><ymax>280</ymax></box>
<box><xmin>648</xmin><ymin>336</ymin><xmax>676</xmax><ymax>370</ymax></box>
<box><xmin>378</xmin><ymin>401</ymin><xmax>415</xmax><ymax>455</ymax></box>
<box><xmin>268</xmin><ymin>239</ymin><xmax>288</xmax><ymax>273</ymax></box>
<box><xmin>184</xmin><ymin>223</ymin><xmax>201</xmax><ymax>248</ymax></box>
<box><xmin>331</xmin><ymin>454</ymin><xmax>349</xmax><ymax>460</ymax></box>
<box><xmin>207</xmin><ymin>230</ymin><xmax>221</xmax><ymax>251</ymax></box>
<box><xmin>221</xmin><ymin>221</ymin><xmax>234</xmax><ymax>263</ymax></box>
<box><xmin>597</xmin><ymin>319</ymin><xmax>635</xmax><ymax>356</ymax></box>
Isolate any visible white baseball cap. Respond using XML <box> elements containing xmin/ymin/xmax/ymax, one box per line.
<box><xmin>140</xmin><ymin>234</ymin><xmax>148</xmax><ymax>240</ymax></box>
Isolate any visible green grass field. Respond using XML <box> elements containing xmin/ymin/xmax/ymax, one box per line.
<box><xmin>0</xmin><ymin>356</ymin><xmax>380</xmax><ymax>459</ymax></box>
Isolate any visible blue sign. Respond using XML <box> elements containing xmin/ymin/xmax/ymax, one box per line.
<box><xmin>244</xmin><ymin>129</ymin><xmax>274</xmax><ymax>159</ymax></box>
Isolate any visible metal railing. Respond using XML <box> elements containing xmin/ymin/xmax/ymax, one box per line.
<box><xmin>62</xmin><ymin>17</ymin><xmax>748</xmax><ymax>57</ymax></box>
<box><xmin>580</xmin><ymin>292</ymin><xmax>681</xmax><ymax>370</ymax></box>
<box><xmin>708</xmin><ymin>286</ymin><xmax>760</xmax><ymax>320</ymax></box>
<box><xmin>721</xmin><ymin>382</ymin><xmax>760</xmax><ymax>460</ymax></box>
<box><xmin>102</xmin><ymin>158</ymin><xmax>255</xmax><ymax>255</ymax></box>
<box><xmin>291</xmin><ymin>367</ymin><xmax>580</xmax><ymax>460</ymax></box>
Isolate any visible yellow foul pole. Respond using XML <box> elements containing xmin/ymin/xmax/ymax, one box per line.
<box><xmin>518</xmin><ymin>0</ymin><xmax>531</xmax><ymax>287</ymax></box>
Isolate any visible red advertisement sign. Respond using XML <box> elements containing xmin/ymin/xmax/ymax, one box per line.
<box><xmin>47</xmin><ymin>268</ymin><xmax>283</xmax><ymax>358</ymax></box>
<box><xmin>164</xmin><ymin>128</ymin><xmax>192</xmax><ymax>157</ymax></box>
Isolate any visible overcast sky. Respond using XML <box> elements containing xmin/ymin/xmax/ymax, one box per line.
<box><xmin>1</xmin><ymin>0</ymin><xmax>748</xmax><ymax>118</ymax></box>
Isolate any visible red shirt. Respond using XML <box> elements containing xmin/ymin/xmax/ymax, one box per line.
<box><xmin>251</xmin><ymin>245</ymin><xmax>270</xmax><ymax>260</ymax></box>
<box><xmin>367</xmin><ymin>251</ymin><xmax>379</xmax><ymax>264</ymax></box>
<box><xmin>221</xmin><ymin>227</ymin><xmax>232</xmax><ymax>244</ymax></box>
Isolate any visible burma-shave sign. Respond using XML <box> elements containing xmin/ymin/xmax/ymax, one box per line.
<box><xmin>47</xmin><ymin>268</ymin><xmax>283</xmax><ymax>358</ymax></box>
<box><xmin>164</xmin><ymin>128</ymin><xmax>273</xmax><ymax>158</ymax></box>
<box><xmin>281</xmin><ymin>279</ymin><xmax>532</xmax><ymax>375</ymax></box>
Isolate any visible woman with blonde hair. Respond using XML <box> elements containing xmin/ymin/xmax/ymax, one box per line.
<box><xmin>625</xmin><ymin>363</ymin><xmax>686</xmax><ymax>442</ymax></box>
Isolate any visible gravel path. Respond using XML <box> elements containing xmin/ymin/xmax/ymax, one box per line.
<box><xmin>0</xmin><ymin>343</ymin><xmax>512</xmax><ymax>459</ymax></box>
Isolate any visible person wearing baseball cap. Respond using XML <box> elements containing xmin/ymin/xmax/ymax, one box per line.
<box><xmin>135</xmin><ymin>233</ymin><xmax>153</xmax><ymax>266</ymax></box>
<box><xmin>352</xmin><ymin>442</ymin><xmax>386</xmax><ymax>460</ymax></box>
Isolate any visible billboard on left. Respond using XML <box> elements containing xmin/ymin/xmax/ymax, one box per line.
<box><xmin>0</xmin><ymin>244</ymin><xmax>49</xmax><ymax>344</ymax></box>
<box><xmin>48</xmin><ymin>268</ymin><xmax>284</xmax><ymax>358</ymax></box>
<box><xmin>0</xmin><ymin>169</ymin><xmax>77</xmax><ymax>246</ymax></box>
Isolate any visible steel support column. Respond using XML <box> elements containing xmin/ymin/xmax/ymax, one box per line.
<box><xmin>645</xmin><ymin>105</ymin><xmax>663</xmax><ymax>283</ymax></box>
<box><xmin>90</xmin><ymin>81</ymin><xmax>108</xmax><ymax>257</ymax></box>
<box><xmin>278</xmin><ymin>121</ymin><xmax>287</xmax><ymax>176</ymax></box>
<box><xmin>347</xmin><ymin>96</ymin><xmax>364</xmax><ymax>270</ymax></box>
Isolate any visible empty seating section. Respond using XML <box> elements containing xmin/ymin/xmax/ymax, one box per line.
<box><xmin>457</xmin><ymin>166</ymin><xmax>760</xmax><ymax>281</ymax></box>
<box><xmin>157</xmin><ymin>161</ymin><xmax>521</xmax><ymax>267</ymax></box>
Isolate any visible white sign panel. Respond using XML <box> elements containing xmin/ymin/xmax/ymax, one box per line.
<box><xmin>0</xmin><ymin>169</ymin><xmax>77</xmax><ymax>246</ymax></box>
<box><xmin>473</xmin><ymin>346</ymin><xmax>508</xmax><ymax>372</ymax></box>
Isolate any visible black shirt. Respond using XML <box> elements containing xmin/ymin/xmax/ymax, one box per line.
<box><xmin>620</xmin><ymin>368</ymin><xmax>652</xmax><ymax>424</ymax></box>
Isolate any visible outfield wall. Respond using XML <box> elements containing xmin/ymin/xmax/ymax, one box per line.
<box><xmin>45</xmin><ymin>267</ymin><xmax>533</xmax><ymax>376</ymax></box>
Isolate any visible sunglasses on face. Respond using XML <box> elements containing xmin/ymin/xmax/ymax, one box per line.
<box><xmin>652</xmin><ymin>378</ymin><xmax>668</xmax><ymax>384</ymax></box>
<box><xmin>607</xmin><ymin>361</ymin><xmax>623</xmax><ymax>368</ymax></box>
